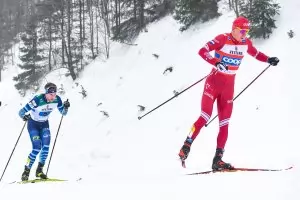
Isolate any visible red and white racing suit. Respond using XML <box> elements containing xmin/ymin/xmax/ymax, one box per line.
<box><xmin>189</xmin><ymin>33</ymin><xmax>269</xmax><ymax>149</ymax></box>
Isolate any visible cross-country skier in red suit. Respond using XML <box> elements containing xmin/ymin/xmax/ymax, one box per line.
<box><xmin>178</xmin><ymin>16</ymin><xmax>279</xmax><ymax>171</ymax></box>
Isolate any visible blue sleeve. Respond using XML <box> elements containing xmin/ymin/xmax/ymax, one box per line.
<box><xmin>19</xmin><ymin>96</ymin><xmax>38</xmax><ymax>119</ymax></box>
<box><xmin>57</xmin><ymin>96</ymin><xmax>68</xmax><ymax>116</ymax></box>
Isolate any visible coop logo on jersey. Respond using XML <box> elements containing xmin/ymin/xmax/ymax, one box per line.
<box><xmin>222</xmin><ymin>56</ymin><xmax>241</xmax><ymax>66</ymax></box>
<box><xmin>39</xmin><ymin>111</ymin><xmax>51</xmax><ymax>116</ymax></box>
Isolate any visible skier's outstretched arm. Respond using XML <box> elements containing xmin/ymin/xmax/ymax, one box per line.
<box><xmin>246</xmin><ymin>39</ymin><xmax>269</xmax><ymax>62</ymax></box>
<box><xmin>247</xmin><ymin>39</ymin><xmax>280</xmax><ymax>66</ymax></box>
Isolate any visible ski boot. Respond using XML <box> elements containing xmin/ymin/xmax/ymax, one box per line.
<box><xmin>178</xmin><ymin>137</ymin><xmax>193</xmax><ymax>161</ymax></box>
<box><xmin>36</xmin><ymin>162</ymin><xmax>48</xmax><ymax>179</ymax></box>
<box><xmin>212</xmin><ymin>148</ymin><xmax>234</xmax><ymax>171</ymax></box>
<box><xmin>21</xmin><ymin>166</ymin><xmax>31</xmax><ymax>181</ymax></box>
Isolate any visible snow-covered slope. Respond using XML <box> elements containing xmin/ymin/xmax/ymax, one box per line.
<box><xmin>0</xmin><ymin>0</ymin><xmax>299</xmax><ymax>199</ymax></box>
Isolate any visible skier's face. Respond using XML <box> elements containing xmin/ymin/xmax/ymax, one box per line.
<box><xmin>232</xmin><ymin>28</ymin><xmax>249</xmax><ymax>41</ymax></box>
<box><xmin>45</xmin><ymin>93</ymin><xmax>57</xmax><ymax>102</ymax></box>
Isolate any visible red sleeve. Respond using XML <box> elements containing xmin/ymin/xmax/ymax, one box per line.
<box><xmin>198</xmin><ymin>34</ymin><xmax>226</xmax><ymax>66</ymax></box>
<box><xmin>247</xmin><ymin>39</ymin><xmax>269</xmax><ymax>62</ymax></box>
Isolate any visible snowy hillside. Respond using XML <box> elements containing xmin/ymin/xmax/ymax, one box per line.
<box><xmin>0</xmin><ymin>0</ymin><xmax>299</xmax><ymax>199</ymax></box>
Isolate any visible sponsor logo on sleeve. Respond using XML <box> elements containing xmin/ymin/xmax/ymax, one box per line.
<box><xmin>204</xmin><ymin>44</ymin><xmax>209</xmax><ymax>51</ymax></box>
<box><xmin>213</xmin><ymin>39</ymin><xmax>219</xmax><ymax>43</ymax></box>
<box><xmin>204</xmin><ymin>52</ymin><xmax>213</xmax><ymax>60</ymax></box>
<box><xmin>28</xmin><ymin>100</ymin><xmax>37</xmax><ymax>108</ymax></box>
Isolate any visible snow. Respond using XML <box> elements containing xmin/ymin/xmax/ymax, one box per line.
<box><xmin>0</xmin><ymin>0</ymin><xmax>299</xmax><ymax>199</ymax></box>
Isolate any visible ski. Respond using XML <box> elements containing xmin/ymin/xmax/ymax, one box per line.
<box><xmin>9</xmin><ymin>177</ymin><xmax>82</xmax><ymax>184</ymax></box>
<box><xmin>186</xmin><ymin>166</ymin><xmax>293</xmax><ymax>175</ymax></box>
<box><xmin>18</xmin><ymin>178</ymin><xmax>67</xmax><ymax>184</ymax></box>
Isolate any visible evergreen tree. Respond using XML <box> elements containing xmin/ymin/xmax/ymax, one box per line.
<box><xmin>13</xmin><ymin>15</ymin><xmax>47</xmax><ymax>94</ymax></box>
<box><xmin>244</xmin><ymin>0</ymin><xmax>280</xmax><ymax>39</ymax></box>
<box><xmin>174</xmin><ymin>0</ymin><xmax>221</xmax><ymax>31</ymax></box>
<box><xmin>36</xmin><ymin>0</ymin><xmax>62</xmax><ymax>71</ymax></box>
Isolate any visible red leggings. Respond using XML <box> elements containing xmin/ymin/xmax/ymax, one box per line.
<box><xmin>189</xmin><ymin>71</ymin><xmax>235</xmax><ymax>149</ymax></box>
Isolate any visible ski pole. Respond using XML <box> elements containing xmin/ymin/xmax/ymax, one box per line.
<box><xmin>138</xmin><ymin>70</ymin><xmax>217</xmax><ymax>120</ymax></box>
<box><xmin>46</xmin><ymin>99</ymin><xmax>69</xmax><ymax>175</ymax></box>
<box><xmin>46</xmin><ymin>114</ymin><xmax>64</xmax><ymax>176</ymax></box>
<box><xmin>0</xmin><ymin>121</ymin><xmax>27</xmax><ymax>182</ymax></box>
<box><xmin>205</xmin><ymin>64</ymin><xmax>272</xmax><ymax>127</ymax></box>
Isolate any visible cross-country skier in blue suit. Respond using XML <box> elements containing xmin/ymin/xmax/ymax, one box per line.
<box><xmin>18</xmin><ymin>82</ymin><xmax>70</xmax><ymax>181</ymax></box>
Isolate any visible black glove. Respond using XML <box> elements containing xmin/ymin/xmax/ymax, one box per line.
<box><xmin>63</xmin><ymin>99</ymin><xmax>70</xmax><ymax>109</ymax></box>
<box><xmin>215</xmin><ymin>62</ymin><xmax>228</xmax><ymax>72</ymax></box>
<box><xmin>23</xmin><ymin>114</ymin><xmax>31</xmax><ymax>121</ymax></box>
<box><xmin>268</xmin><ymin>57</ymin><xmax>279</xmax><ymax>66</ymax></box>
